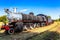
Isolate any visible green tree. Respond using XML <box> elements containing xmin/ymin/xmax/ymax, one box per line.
<box><xmin>47</xmin><ymin>16</ymin><xmax>51</xmax><ymax>18</ymax></box>
<box><xmin>0</xmin><ymin>15</ymin><xmax>8</xmax><ymax>23</ymax></box>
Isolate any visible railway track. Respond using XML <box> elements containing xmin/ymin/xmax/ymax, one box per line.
<box><xmin>26</xmin><ymin>22</ymin><xmax>60</xmax><ymax>40</ymax></box>
<box><xmin>0</xmin><ymin>22</ymin><xmax>59</xmax><ymax>40</ymax></box>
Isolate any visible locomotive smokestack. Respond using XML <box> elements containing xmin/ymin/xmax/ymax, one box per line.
<box><xmin>4</xmin><ymin>9</ymin><xmax>9</xmax><ymax>13</ymax></box>
<box><xmin>4</xmin><ymin>8</ymin><xmax>12</xmax><ymax>14</ymax></box>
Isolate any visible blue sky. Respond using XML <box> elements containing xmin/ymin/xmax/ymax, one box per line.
<box><xmin>0</xmin><ymin>0</ymin><xmax>60</xmax><ymax>19</ymax></box>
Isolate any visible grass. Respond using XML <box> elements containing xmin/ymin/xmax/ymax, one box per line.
<box><xmin>28</xmin><ymin>31</ymin><xmax>60</xmax><ymax>40</ymax></box>
<box><xmin>0</xmin><ymin>21</ymin><xmax>59</xmax><ymax>40</ymax></box>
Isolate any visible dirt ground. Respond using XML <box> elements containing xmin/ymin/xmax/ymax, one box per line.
<box><xmin>0</xmin><ymin>22</ymin><xmax>60</xmax><ymax>40</ymax></box>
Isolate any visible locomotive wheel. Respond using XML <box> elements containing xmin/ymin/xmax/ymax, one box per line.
<box><xmin>33</xmin><ymin>24</ymin><xmax>36</xmax><ymax>28</ymax></box>
<box><xmin>30</xmin><ymin>25</ymin><xmax>34</xmax><ymax>29</ymax></box>
<box><xmin>23</xmin><ymin>25</ymin><xmax>28</xmax><ymax>31</ymax></box>
<box><xmin>15</xmin><ymin>26</ymin><xmax>23</xmax><ymax>32</ymax></box>
<box><xmin>41</xmin><ymin>22</ymin><xmax>46</xmax><ymax>27</ymax></box>
<box><xmin>15</xmin><ymin>22</ymin><xmax>23</xmax><ymax>32</ymax></box>
<box><xmin>36</xmin><ymin>23</ymin><xmax>40</xmax><ymax>27</ymax></box>
<box><xmin>18</xmin><ymin>26</ymin><xmax>23</xmax><ymax>32</ymax></box>
<box><xmin>8</xmin><ymin>28</ymin><xmax>14</xmax><ymax>35</ymax></box>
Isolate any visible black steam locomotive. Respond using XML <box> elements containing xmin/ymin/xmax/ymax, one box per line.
<box><xmin>1</xmin><ymin>9</ymin><xmax>53</xmax><ymax>34</ymax></box>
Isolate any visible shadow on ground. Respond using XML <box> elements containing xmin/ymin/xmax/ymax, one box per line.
<box><xmin>28</xmin><ymin>31</ymin><xmax>60</xmax><ymax>40</ymax></box>
<box><xmin>0</xmin><ymin>31</ymin><xmax>60</xmax><ymax>40</ymax></box>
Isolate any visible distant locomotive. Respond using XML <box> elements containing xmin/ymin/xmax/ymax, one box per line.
<box><xmin>1</xmin><ymin>8</ymin><xmax>53</xmax><ymax>34</ymax></box>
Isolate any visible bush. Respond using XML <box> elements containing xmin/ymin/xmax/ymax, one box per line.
<box><xmin>0</xmin><ymin>15</ymin><xmax>8</xmax><ymax>24</ymax></box>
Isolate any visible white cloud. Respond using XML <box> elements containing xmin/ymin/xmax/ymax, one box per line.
<box><xmin>20</xmin><ymin>9</ymin><xmax>28</xmax><ymax>12</ymax></box>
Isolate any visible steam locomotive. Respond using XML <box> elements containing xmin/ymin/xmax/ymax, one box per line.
<box><xmin>1</xmin><ymin>8</ymin><xmax>53</xmax><ymax>34</ymax></box>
